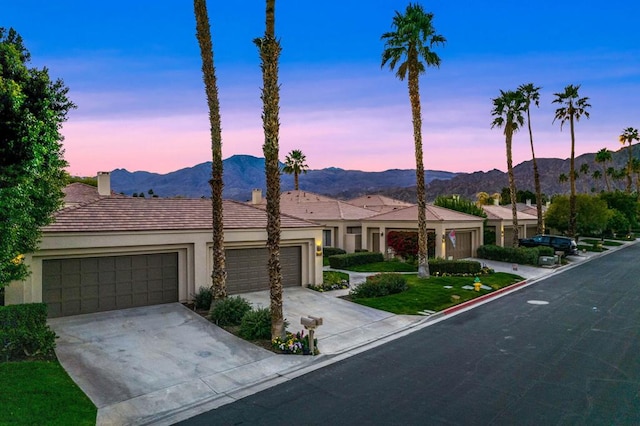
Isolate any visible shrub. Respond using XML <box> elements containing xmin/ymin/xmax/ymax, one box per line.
<box><xmin>537</xmin><ymin>246</ymin><xmax>555</xmax><ymax>256</ymax></box>
<box><xmin>428</xmin><ymin>258</ymin><xmax>481</xmax><ymax>275</ymax></box>
<box><xmin>209</xmin><ymin>296</ymin><xmax>252</xmax><ymax>326</ymax></box>
<box><xmin>192</xmin><ymin>286</ymin><xmax>212</xmax><ymax>310</ymax></box>
<box><xmin>0</xmin><ymin>303</ymin><xmax>56</xmax><ymax>362</ymax></box>
<box><xmin>386</xmin><ymin>231</ymin><xmax>418</xmax><ymax>258</ymax></box>
<box><xmin>476</xmin><ymin>244</ymin><xmax>540</xmax><ymax>266</ymax></box>
<box><xmin>323</xmin><ymin>247</ymin><xmax>346</xmax><ymax>257</ymax></box>
<box><xmin>239</xmin><ymin>308</ymin><xmax>272</xmax><ymax>340</ymax></box>
<box><xmin>328</xmin><ymin>252</ymin><xmax>384</xmax><ymax>269</ymax></box>
<box><xmin>350</xmin><ymin>273</ymin><xmax>408</xmax><ymax>299</ymax></box>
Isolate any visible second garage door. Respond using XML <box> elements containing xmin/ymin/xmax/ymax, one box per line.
<box><xmin>226</xmin><ymin>246</ymin><xmax>301</xmax><ymax>294</ymax></box>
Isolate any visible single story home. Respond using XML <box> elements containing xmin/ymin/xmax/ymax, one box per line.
<box><xmin>250</xmin><ymin>189</ymin><xmax>377</xmax><ymax>253</ymax></box>
<box><xmin>360</xmin><ymin>204</ymin><xmax>485</xmax><ymax>260</ymax></box>
<box><xmin>482</xmin><ymin>204</ymin><xmax>538</xmax><ymax>247</ymax></box>
<box><xmin>6</xmin><ymin>174</ymin><xmax>323</xmax><ymax>318</ymax></box>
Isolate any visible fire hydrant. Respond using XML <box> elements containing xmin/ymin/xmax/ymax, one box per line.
<box><xmin>473</xmin><ymin>277</ymin><xmax>482</xmax><ymax>292</ymax></box>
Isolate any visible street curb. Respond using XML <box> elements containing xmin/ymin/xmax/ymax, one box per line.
<box><xmin>440</xmin><ymin>278</ymin><xmax>530</xmax><ymax>316</ymax></box>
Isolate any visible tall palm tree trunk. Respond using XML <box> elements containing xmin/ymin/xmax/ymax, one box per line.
<box><xmin>568</xmin><ymin>116</ymin><xmax>577</xmax><ymax>237</ymax></box>
<box><xmin>294</xmin><ymin>171</ymin><xmax>299</xmax><ymax>190</ymax></box>
<box><xmin>259</xmin><ymin>0</ymin><xmax>284</xmax><ymax>339</ymax></box>
<box><xmin>526</xmin><ymin>109</ymin><xmax>543</xmax><ymax>234</ymax></box>
<box><xmin>505</xmin><ymin>129</ymin><xmax>519</xmax><ymax>247</ymax></box>
<box><xmin>626</xmin><ymin>146</ymin><xmax>633</xmax><ymax>193</ymax></box>
<box><xmin>194</xmin><ymin>0</ymin><xmax>226</xmax><ymax>302</ymax></box>
<box><xmin>408</xmin><ymin>55</ymin><xmax>429</xmax><ymax>278</ymax></box>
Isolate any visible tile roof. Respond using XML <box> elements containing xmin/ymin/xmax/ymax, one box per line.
<box><xmin>347</xmin><ymin>194</ymin><xmax>414</xmax><ymax>213</ymax></box>
<box><xmin>45</xmin><ymin>198</ymin><xmax>317</xmax><ymax>233</ymax></box>
<box><xmin>62</xmin><ymin>182</ymin><xmax>124</xmax><ymax>205</ymax></box>
<box><xmin>363</xmin><ymin>204</ymin><xmax>484</xmax><ymax>222</ymax></box>
<box><xmin>255</xmin><ymin>190</ymin><xmax>378</xmax><ymax>221</ymax></box>
<box><xmin>482</xmin><ymin>204</ymin><xmax>538</xmax><ymax>221</ymax></box>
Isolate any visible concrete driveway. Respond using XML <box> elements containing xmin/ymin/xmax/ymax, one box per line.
<box><xmin>48</xmin><ymin>289</ymin><xmax>423</xmax><ymax>425</ymax></box>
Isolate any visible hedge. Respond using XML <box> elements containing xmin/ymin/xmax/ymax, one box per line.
<box><xmin>476</xmin><ymin>244</ymin><xmax>546</xmax><ymax>266</ymax></box>
<box><xmin>0</xmin><ymin>303</ymin><xmax>57</xmax><ymax>362</ymax></box>
<box><xmin>323</xmin><ymin>247</ymin><xmax>346</xmax><ymax>257</ymax></box>
<box><xmin>428</xmin><ymin>258</ymin><xmax>482</xmax><ymax>275</ymax></box>
<box><xmin>350</xmin><ymin>273</ymin><xmax>408</xmax><ymax>299</ymax></box>
<box><xmin>328</xmin><ymin>252</ymin><xmax>385</xmax><ymax>269</ymax></box>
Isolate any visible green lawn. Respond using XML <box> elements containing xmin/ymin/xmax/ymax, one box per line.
<box><xmin>351</xmin><ymin>272</ymin><xmax>522</xmax><ymax>314</ymax></box>
<box><xmin>0</xmin><ymin>360</ymin><xmax>96</xmax><ymax>425</ymax></box>
<box><xmin>338</xmin><ymin>260</ymin><xmax>417</xmax><ymax>273</ymax></box>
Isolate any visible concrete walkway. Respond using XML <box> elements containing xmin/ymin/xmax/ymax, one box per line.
<box><xmin>49</xmin><ymin>240</ymin><xmax>634</xmax><ymax>425</ymax></box>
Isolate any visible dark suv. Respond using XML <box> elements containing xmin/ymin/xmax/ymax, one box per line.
<box><xmin>518</xmin><ymin>234</ymin><xmax>578</xmax><ymax>255</ymax></box>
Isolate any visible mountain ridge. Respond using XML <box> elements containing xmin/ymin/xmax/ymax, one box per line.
<box><xmin>110</xmin><ymin>148</ymin><xmax>637</xmax><ymax>202</ymax></box>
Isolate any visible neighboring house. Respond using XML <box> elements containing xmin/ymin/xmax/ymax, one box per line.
<box><xmin>361</xmin><ymin>205</ymin><xmax>485</xmax><ymax>260</ymax></box>
<box><xmin>6</xmin><ymin>174</ymin><xmax>323</xmax><ymax>318</ymax></box>
<box><xmin>346</xmin><ymin>194</ymin><xmax>414</xmax><ymax>213</ymax></box>
<box><xmin>250</xmin><ymin>189</ymin><xmax>377</xmax><ymax>253</ymax></box>
<box><xmin>482</xmin><ymin>204</ymin><xmax>538</xmax><ymax>247</ymax></box>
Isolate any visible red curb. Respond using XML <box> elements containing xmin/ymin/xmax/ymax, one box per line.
<box><xmin>441</xmin><ymin>279</ymin><xmax>529</xmax><ymax>316</ymax></box>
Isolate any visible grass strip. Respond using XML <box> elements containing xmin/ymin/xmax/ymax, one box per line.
<box><xmin>0</xmin><ymin>360</ymin><xmax>96</xmax><ymax>425</ymax></box>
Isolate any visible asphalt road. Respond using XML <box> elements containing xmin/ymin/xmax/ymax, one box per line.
<box><xmin>179</xmin><ymin>244</ymin><xmax>640</xmax><ymax>425</ymax></box>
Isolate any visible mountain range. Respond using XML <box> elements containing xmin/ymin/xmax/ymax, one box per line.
<box><xmin>110</xmin><ymin>147</ymin><xmax>637</xmax><ymax>202</ymax></box>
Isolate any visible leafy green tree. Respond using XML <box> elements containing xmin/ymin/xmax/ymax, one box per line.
<box><xmin>491</xmin><ymin>89</ymin><xmax>526</xmax><ymax>247</ymax></box>
<box><xmin>255</xmin><ymin>0</ymin><xmax>285</xmax><ymax>339</ymax></box>
<box><xmin>545</xmin><ymin>194</ymin><xmax>611</xmax><ymax>238</ymax></box>
<box><xmin>553</xmin><ymin>84</ymin><xmax>591</xmax><ymax>238</ymax></box>
<box><xmin>282</xmin><ymin>149</ymin><xmax>308</xmax><ymax>190</ymax></box>
<box><xmin>194</xmin><ymin>0</ymin><xmax>227</xmax><ymax>302</ymax></box>
<box><xmin>606</xmin><ymin>209</ymin><xmax>630</xmax><ymax>237</ymax></box>
<box><xmin>0</xmin><ymin>28</ymin><xmax>75</xmax><ymax>287</ymax></box>
<box><xmin>599</xmin><ymin>191</ymin><xmax>639</xmax><ymax>229</ymax></box>
<box><xmin>619</xmin><ymin>127</ymin><xmax>639</xmax><ymax>193</ymax></box>
<box><xmin>519</xmin><ymin>83</ymin><xmax>544</xmax><ymax>234</ymax></box>
<box><xmin>381</xmin><ymin>3</ymin><xmax>445</xmax><ymax>279</ymax></box>
<box><xmin>595</xmin><ymin>148</ymin><xmax>612</xmax><ymax>191</ymax></box>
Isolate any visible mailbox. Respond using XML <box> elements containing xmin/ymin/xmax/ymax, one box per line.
<box><xmin>300</xmin><ymin>315</ymin><xmax>323</xmax><ymax>356</ymax></box>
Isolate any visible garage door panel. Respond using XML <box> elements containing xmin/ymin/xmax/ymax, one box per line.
<box><xmin>226</xmin><ymin>247</ymin><xmax>301</xmax><ymax>294</ymax></box>
<box><xmin>43</xmin><ymin>253</ymin><xmax>178</xmax><ymax>318</ymax></box>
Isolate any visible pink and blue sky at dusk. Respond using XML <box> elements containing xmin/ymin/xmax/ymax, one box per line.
<box><xmin>4</xmin><ymin>1</ymin><xmax>640</xmax><ymax>176</ymax></box>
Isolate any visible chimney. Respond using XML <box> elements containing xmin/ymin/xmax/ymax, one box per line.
<box><xmin>251</xmin><ymin>188</ymin><xmax>262</xmax><ymax>204</ymax></box>
<box><xmin>493</xmin><ymin>197</ymin><xmax>499</xmax><ymax>206</ymax></box>
<box><xmin>526</xmin><ymin>199</ymin><xmax>531</xmax><ymax>207</ymax></box>
<box><xmin>97</xmin><ymin>171</ymin><xmax>111</xmax><ymax>196</ymax></box>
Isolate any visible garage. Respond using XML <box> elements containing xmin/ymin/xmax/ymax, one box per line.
<box><xmin>226</xmin><ymin>246</ymin><xmax>301</xmax><ymax>294</ymax></box>
<box><xmin>43</xmin><ymin>253</ymin><xmax>178</xmax><ymax>318</ymax></box>
<box><xmin>445</xmin><ymin>231</ymin><xmax>473</xmax><ymax>259</ymax></box>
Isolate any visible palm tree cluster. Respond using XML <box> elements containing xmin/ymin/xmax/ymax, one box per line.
<box><xmin>490</xmin><ymin>84</ymin><xmax>593</xmax><ymax>239</ymax></box>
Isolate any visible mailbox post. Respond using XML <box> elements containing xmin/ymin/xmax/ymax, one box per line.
<box><xmin>300</xmin><ymin>315</ymin><xmax>323</xmax><ymax>355</ymax></box>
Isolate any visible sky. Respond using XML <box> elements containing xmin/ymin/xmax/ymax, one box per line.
<box><xmin>3</xmin><ymin>1</ymin><xmax>640</xmax><ymax>176</ymax></box>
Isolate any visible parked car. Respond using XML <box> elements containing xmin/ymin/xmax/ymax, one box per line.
<box><xmin>518</xmin><ymin>234</ymin><xmax>578</xmax><ymax>255</ymax></box>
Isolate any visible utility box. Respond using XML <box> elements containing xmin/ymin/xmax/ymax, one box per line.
<box><xmin>538</xmin><ymin>256</ymin><xmax>556</xmax><ymax>266</ymax></box>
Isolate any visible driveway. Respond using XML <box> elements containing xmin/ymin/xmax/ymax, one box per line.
<box><xmin>48</xmin><ymin>289</ymin><xmax>423</xmax><ymax>425</ymax></box>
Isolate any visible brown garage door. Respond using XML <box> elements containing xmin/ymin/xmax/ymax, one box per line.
<box><xmin>226</xmin><ymin>246</ymin><xmax>301</xmax><ymax>294</ymax></box>
<box><xmin>43</xmin><ymin>253</ymin><xmax>178</xmax><ymax>318</ymax></box>
<box><xmin>445</xmin><ymin>231</ymin><xmax>472</xmax><ymax>260</ymax></box>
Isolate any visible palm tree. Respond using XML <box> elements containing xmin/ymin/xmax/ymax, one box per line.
<box><xmin>592</xmin><ymin>169</ymin><xmax>602</xmax><ymax>192</ymax></box>
<box><xmin>579</xmin><ymin>162</ymin><xmax>590</xmax><ymax>193</ymax></box>
<box><xmin>381</xmin><ymin>3</ymin><xmax>445</xmax><ymax>278</ymax></box>
<box><xmin>552</xmin><ymin>84</ymin><xmax>591</xmax><ymax>238</ymax></box>
<box><xmin>595</xmin><ymin>148</ymin><xmax>612</xmax><ymax>191</ymax></box>
<box><xmin>194</xmin><ymin>0</ymin><xmax>227</xmax><ymax>303</ymax></box>
<box><xmin>475</xmin><ymin>191</ymin><xmax>491</xmax><ymax>206</ymax></box>
<box><xmin>255</xmin><ymin>0</ymin><xmax>285</xmax><ymax>339</ymax></box>
<box><xmin>619</xmin><ymin>127</ymin><xmax>639</xmax><ymax>193</ymax></box>
<box><xmin>282</xmin><ymin>149</ymin><xmax>308</xmax><ymax>190</ymax></box>
<box><xmin>559</xmin><ymin>173</ymin><xmax>568</xmax><ymax>186</ymax></box>
<box><xmin>518</xmin><ymin>83</ymin><xmax>543</xmax><ymax>234</ymax></box>
<box><xmin>491</xmin><ymin>89</ymin><xmax>526</xmax><ymax>247</ymax></box>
